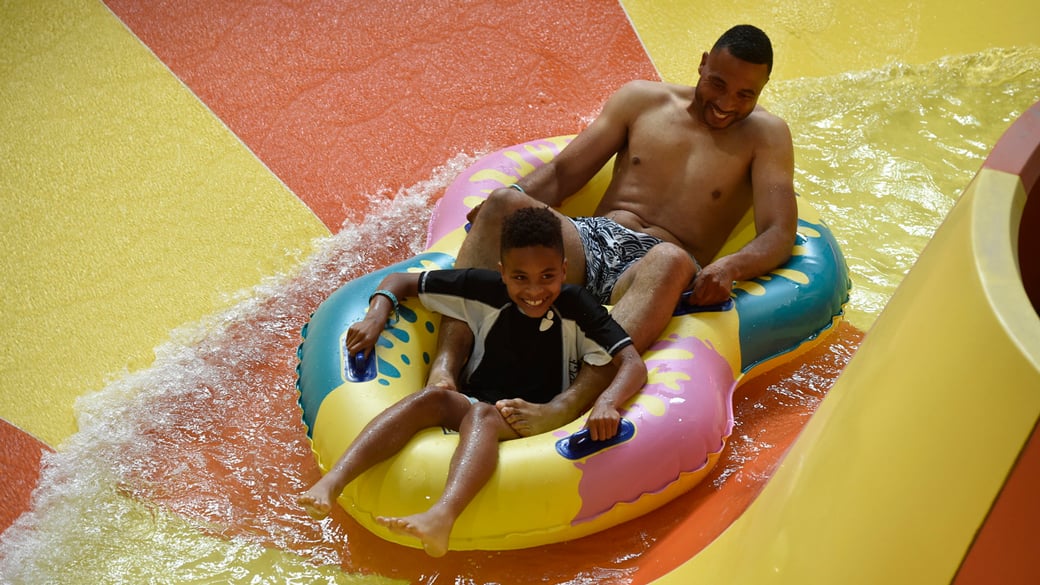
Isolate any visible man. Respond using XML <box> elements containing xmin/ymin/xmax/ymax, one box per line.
<box><xmin>431</xmin><ymin>24</ymin><xmax>797</xmax><ymax>436</ymax></box>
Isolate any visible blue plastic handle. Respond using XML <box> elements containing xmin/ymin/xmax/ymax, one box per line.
<box><xmin>555</xmin><ymin>418</ymin><xmax>635</xmax><ymax>460</ymax></box>
<box><xmin>345</xmin><ymin>349</ymin><xmax>377</xmax><ymax>383</ymax></box>
<box><xmin>673</xmin><ymin>291</ymin><xmax>734</xmax><ymax>316</ymax></box>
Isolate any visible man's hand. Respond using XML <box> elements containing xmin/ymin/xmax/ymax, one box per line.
<box><xmin>686</xmin><ymin>262</ymin><xmax>736</xmax><ymax>306</ymax></box>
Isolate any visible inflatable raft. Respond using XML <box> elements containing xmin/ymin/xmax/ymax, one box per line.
<box><xmin>296</xmin><ymin>136</ymin><xmax>850</xmax><ymax>551</ymax></box>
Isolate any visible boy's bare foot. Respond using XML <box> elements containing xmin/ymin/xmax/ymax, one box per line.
<box><xmin>496</xmin><ymin>398</ymin><xmax>572</xmax><ymax>437</ymax></box>
<box><xmin>296</xmin><ymin>479</ymin><xmax>338</xmax><ymax>520</ymax></box>
<box><xmin>375</xmin><ymin>509</ymin><xmax>454</xmax><ymax>557</ymax></box>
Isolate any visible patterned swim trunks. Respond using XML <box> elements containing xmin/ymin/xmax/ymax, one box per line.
<box><xmin>568</xmin><ymin>216</ymin><xmax>665</xmax><ymax>304</ymax></box>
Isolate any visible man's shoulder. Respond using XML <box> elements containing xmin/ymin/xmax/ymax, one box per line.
<box><xmin>618</xmin><ymin>79</ymin><xmax>690</xmax><ymax>100</ymax></box>
<box><xmin>609</xmin><ymin>81</ymin><xmax>691</xmax><ymax>122</ymax></box>
<box><xmin>747</xmin><ymin>104</ymin><xmax>790</xmax><ymax>129</ymax></box>
<box><xmin>744</xmin><ymin>106</ymin><xmax>793</xmax><ymax>147</ymax></box>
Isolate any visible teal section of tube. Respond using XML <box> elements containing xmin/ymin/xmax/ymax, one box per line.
<box><xmin>736</xmin><ymin>218</ymin><xmax>851</xmax><ymax>373</ymax></box>
<box><xmin>296</xmin><ymin>252</ymin><xmax>455</xmax><ymax>436</ymax></box>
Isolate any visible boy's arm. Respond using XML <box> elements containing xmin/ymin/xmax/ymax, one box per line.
<box><xmin>345</xmin><ymin>272</ymin><xmax>421</xmax><ymax>355</ymax></box>
<box><xmin>585</xmin><ymin>345</ymin><xmax>647</xmax><ymax>441</ymax></box>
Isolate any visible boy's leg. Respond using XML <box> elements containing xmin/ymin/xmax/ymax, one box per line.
<box><xmin>297</xmin><ymin>387</ymin><xmax>472</xmax><ymax>519</ymax></box>
<box><xmin>425</xmin><ymin>315</ymin><xmax>472</xmax><ymax>390</ymax></box>
<box><xmin>496</xmin><ymin>364</ymin><xmax>615</xmax><ymax>436</ymax></box>
<box><xmin>376</xmin><ymin>401</ymin><xmax>518</xmax><ymax>557</ymax></box>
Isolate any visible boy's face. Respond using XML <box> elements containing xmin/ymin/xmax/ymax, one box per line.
<box><xmin>499</xmin><ymin>245</ymin><xmax>566</xmax><ymax>319</ymax></box>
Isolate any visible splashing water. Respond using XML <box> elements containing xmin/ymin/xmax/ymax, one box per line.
<box><xmin>0</xmin><ymin>154</ymin><xmax>475</xmax><ymax>584</ymax></box>
<box><xmin>770</xmin><ymin>47</ymin><xmax>1040</xmax><ymax>329</ymax></box>
<box><xmin>2</xmin><ymin>48</ymin><xmax>1038</xmax><ymax>584</ymax></box>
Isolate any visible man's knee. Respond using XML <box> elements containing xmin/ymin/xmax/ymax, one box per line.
<box><xmin>477</xmin><ymin>188</ymin><xmax>535</xmax><ymax>222</ymax></box>
<box><xmin>645</xmin><ymin>243</ymin><xmax>698</xmax><ymax>283</ymax></box>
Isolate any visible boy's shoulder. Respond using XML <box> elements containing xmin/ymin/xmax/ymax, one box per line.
<box><xmin>420</xmin><ymin>268</ymin><xmax>507</xmax><ymax>301</ymax></box>
<box><xmin>554</xmin><ymin>284</ymin><xmax>608</xmax><ymax>315</ymax></box>
<box><xmin>422</xmin><ymin>267</ymin><xmax>500</xmax><ymax>285</ymax></box>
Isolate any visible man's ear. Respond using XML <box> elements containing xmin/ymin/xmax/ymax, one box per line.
<box><xmin>698</xmin><ymin>51</ymin><xmax>709</xmax><ymax>74</ymax></box>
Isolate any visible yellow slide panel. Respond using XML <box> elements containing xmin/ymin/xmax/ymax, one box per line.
<box><xmin>654</xmin><ymin>147</ymin><xmax>1039</xmax><ymax>583</ymax></box>
<box><xmin>623</xmin><ymin>0</ymin><xmax>1038</xmax><ymax>82</ymax></box>
<box><xmin>0</xmin><ymin>0</ymin><xmax>328</xmax><ymax>447</ymax></box>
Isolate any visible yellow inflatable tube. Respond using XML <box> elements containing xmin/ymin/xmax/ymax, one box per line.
<box><xmin>296</xmin><ymin>136</ymin><xmax>850</xmax><ymax>552</ymax></box>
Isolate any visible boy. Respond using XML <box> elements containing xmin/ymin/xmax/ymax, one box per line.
<box><xmin>297</xmin><ymin>207</ymin><xmax>646</xmax><ymax>557</ymax></box>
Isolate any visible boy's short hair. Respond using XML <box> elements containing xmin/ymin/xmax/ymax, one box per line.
<box><xmin>500</xmin><ymin>207</ymin><xmax>564</xmax><ymax>257</ymax></box>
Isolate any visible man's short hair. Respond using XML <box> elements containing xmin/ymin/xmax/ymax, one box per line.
<box><xmin>713</xmin><ymin>25</ymin><xmax>773</xmax><ymax>75</ymax></box>
<box><xmin>501</xmin><ymin>207</ymin><xmax>564</xmax><ymax>257</ymax></box>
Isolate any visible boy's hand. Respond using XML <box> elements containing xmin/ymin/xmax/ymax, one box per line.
<box><xmin>345</xmin><ymin>316</ymin><xmax>386</xmax><ymax>355</ymax></box>
<box><xmin>585</xmin><ymin>402</ymin><xmax>621</xmax><ymax>442</ymax></box>
<box><xmin>465</xmin><ymin>201</ymin><xmax>484</xmax><ymax>224</ymax></box>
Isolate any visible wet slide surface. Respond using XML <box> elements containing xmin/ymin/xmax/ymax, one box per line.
<box><xmin>106</xmin><ymin>0</ymin><xmax>656</xmax><ymax>231</ymax></box>
<box><xmin>2</xmin><ymin>2</ymin><xmax>854</xmax><ymax>581</ymax></box>
<box><xmin>3</xmin><ymin>0</ymin><xmax>1036</xmax><ymax>583</ymax></box>
<box><xmin>2</xmin><ymin>0</ymin><xmax>651</xmax><ymax>509</ymax></box>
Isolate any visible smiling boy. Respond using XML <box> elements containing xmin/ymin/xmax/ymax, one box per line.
<box><xmin>297</xmin><ymin>207</ymin><xmax>646</xmax><ymax>557</ymax></box>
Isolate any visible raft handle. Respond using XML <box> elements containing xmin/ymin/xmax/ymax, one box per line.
<box><xmin>556</xmin><ymin>418</ymin><xmax>635</xmax><ymax>460</ymax></box>
<box><xmin>345</xmin><ymin>349</ymin><xmax>377</xmax><ymax>383</ymax></box>
<box><xmin>674</xmin><ymin>293</ymin><xmax>734</xmax><ymax>316</ymax></box>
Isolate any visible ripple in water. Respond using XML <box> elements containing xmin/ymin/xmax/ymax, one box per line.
<box><xmin>770</xmin><ymin>47</ymin><xmax>1040</xmax><ymax>329</ymax></box>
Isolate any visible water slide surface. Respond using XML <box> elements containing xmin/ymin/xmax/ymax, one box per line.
<box><xmin>2</xmin><ymin>0</ymin><xmax>1038</xmax><ymax>582</ymax></box>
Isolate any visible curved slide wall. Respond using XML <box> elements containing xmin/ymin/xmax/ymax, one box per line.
<box><xmin>648</xmin><ymin>101</ymin><xmax>1040</xmax><ymax>584</ymax></box>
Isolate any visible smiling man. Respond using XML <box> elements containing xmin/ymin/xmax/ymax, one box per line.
<box><xmin>433</xmin><ymin>24</ymin><xmax>798</xmax><ymax>436</ymax></box>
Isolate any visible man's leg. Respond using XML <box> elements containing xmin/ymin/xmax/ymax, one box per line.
<box><xmin>425</xmin><ymin>316</ymin><xmax>473</xmax><ymax>390</ymax></box>
<box><xmin>454</xmin><ymin>186</ymin><xmax>588</xmax><ymax>281</ymax></box>
<box><xmin>297</xmin><ymin>387</ymin><xmax>472</xmax><ymax>519</ymax></box>
<box><xmin>375</xmin><ymin>401</ymin><xmax>519</xmax><ymax>557</ymax></box>
<box><xmin>608</xmin><ymin>243</ymin><xmax>698</xmax><ymax>351</ymax></box>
